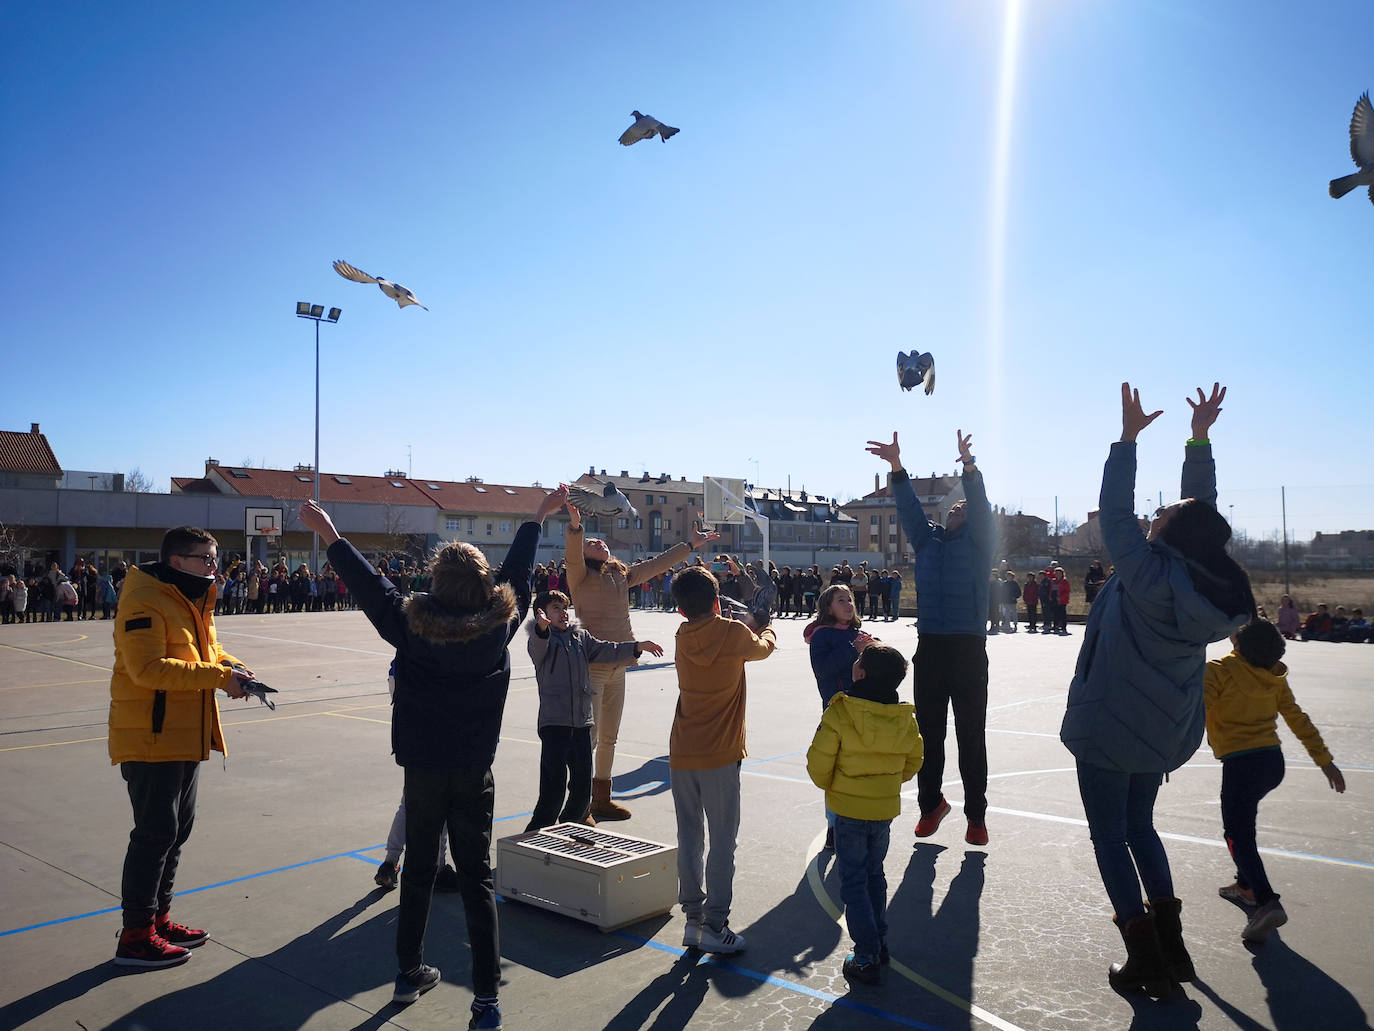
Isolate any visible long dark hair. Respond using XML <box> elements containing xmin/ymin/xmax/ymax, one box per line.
<box><xmin>1160</xmin><ymin>501</ymin><xmax>1254</xmax><ymax>618</ymax></box>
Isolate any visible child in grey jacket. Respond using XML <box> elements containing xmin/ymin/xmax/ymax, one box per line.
<box><xmin>525</xmin><ymin>590</ymin><xmax>662</xmax><ymax>831</ymax></box>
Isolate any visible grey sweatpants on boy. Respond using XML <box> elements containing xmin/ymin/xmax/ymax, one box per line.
<box><xmin>670</xmin><ymin>762</ymin><xmax>741</xmax><ymax>932</ymax></box>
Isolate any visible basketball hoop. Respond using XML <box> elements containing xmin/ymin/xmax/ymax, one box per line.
<box><xmin>258</xmin><ymin>525</ymin><xmax>281</xmax><ymax>538</ymax></box>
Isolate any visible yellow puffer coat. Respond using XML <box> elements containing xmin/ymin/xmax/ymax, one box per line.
<box><xmin>807</xmin><ymin>693</ymin><xmax>924</xmax><ymax>821</ymax></box>
<box><xmin>1204</xmin><ymin>651</ymin><xmax>1332</xmax><ymax>765</ymax></box>
<box><xmin>108</xmin><ymin>564</ymin><xmax>241</xmax><ymax>764</ymax></box>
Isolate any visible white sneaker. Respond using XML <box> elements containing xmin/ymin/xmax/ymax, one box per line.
<box><xmin>681</xmin><ymin>919</ymin><xmax>702</xmax><ymax>949</ymax></box>
<box><xmin>1242</xmin><ymin>900</ymin><xmax>1288</xmax><ymax>943</ymax></box>
<box><xmin>697</xmin><ymin>923</ymin><xmax>746</xmax><ymax>955</ymax></box>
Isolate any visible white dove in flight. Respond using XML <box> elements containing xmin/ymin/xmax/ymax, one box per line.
<box><xmin>619</xmin><ymin>110</ymin><xmax>680</xmax><ymax>146</ymax></box>
<box><xmin>332</xmin><ymin>260</ymin><xmax>428</xmax><ymax>310</ymax></box>
<box><xmin>568</xmin><ymin>481</ymin><xmax>639</xmax><ymax>521</ymax></box>
<box><xmin>1329</xmin><ymin>91</ymin><xmax>1374</xmax><ymax>206</ymax></box>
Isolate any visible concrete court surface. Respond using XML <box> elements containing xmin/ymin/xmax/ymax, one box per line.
<box><xmin>0</xmin><ymin>607</ymin><xmax>1371</xmax><ymax>1031</ymax></box>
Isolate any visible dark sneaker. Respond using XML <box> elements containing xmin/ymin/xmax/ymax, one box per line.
<box><xmin>965</xmin><ymin>819</ymin><xmax>988</xmax><ymax>847</ymax></box>
<box><xmin>842</xmin><ymin>953</ymin><xmax>882</xmax><ymax>985</ymax></box>
<box><xmin>393</xmin><ymin>963</ymin><xmax>440</xmax><ymax>1004</ymax></box>
<box><xmin>1242</xmin><ymin>900</ymin><xmax>1288</xmax><ymax>943</ymax></box>
<box><xmin>469</xmin><ymin>1000</ymin><xmax>503</xmax><ymax>1030</ymax></box>
<box><xmin>155</xmin><ymin>915</ymin><xmax>209</xmax><ymax>947</ymax></box>
<box><xmin>114</xmin><ymin>925</ymin><xmax>192</xmax><ymax>969</ymax></box>
<box><xmin>1218</xmin><ymin>882</ymin><xmax>1255</xmax><ymax>906</ymax></box>
<box><xmin>914</xmin><ymin>798</ymin><xmax>951</xmax><ymax>837</ymax></box>
<box><xmin>434</xmin><ymin>863</ymin><xmax>460</xmax><ymax>893</ymax></box>
<box><xmin>375</xmin><ymin>860</ymin><xmax>398</xmax><ymax>890</ymax></box>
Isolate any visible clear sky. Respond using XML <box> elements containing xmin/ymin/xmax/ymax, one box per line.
<box><xmin>3</xmin><ymin>2</ymin><xmax>1370</xmax><ymax>542</ymax></box>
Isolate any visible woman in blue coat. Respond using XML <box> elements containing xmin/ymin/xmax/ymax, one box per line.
<box><xmin>1060</xmin><ymin>383</ymin><xmax>1253</xmax><ymax>998</ymax></box>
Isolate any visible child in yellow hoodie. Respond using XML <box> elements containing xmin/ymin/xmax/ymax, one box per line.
<box><xmin>1204</xmin><ymin>618</ymin><xmax>1345</xmax><ymax>944</ymax></box>
<box><xmin>669</xmin><ymin>565</ymin><xmax>777</xmax><ymax>956</ymax></box>
<box><xmin>807</xmin><ymin>643</ymin><xmax>924</xmax><ymax>985</ymax></box>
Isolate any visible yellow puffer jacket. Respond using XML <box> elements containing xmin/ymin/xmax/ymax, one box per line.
<box><xmin>1204</xmin><ymin>651</ymin><xmax>1332</xmax><ymax>765</ymax></box>
<box><xmin>807</xmin><ymin>693</ymin><xmax>924</xmax><ymax>821</ymax></box>
<box><xmin>108</xmin><ymin>564</ymin><xmax>241</xmax><ymax>764</ymax></box>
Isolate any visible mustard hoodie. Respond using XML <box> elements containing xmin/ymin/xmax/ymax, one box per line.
<box><xmin>670</xmin><ymin>614</ymin><xmax>775</xmax><ymax>770</ymax></box>
<box><xmin>807</xmin><ymin>694</ymin><xmax>924</xmax><ymax>821</ymax></box>
<box><xmin>1204</xmin><ymin>651</ymin><xmax>1332</xmax><ymax>765</ymax></box>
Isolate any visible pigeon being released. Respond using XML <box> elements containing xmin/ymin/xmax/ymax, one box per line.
<box><xmin>568</xmin><ymin>481</ymin><xmax>639</xmax><ymax>521</ymax></box>
<box><xmin>1329</xmin><ymin>91</ymin><xmax>1374</xmax><ymax>206</ymax></box>
<box><xmin>897</xmin><ymin>351</ymin><xmax>936</xmax><ymax>395</ymax></box>
<box><xmin>332</xmin><ymin>260</ymin><xmax>429</xmax><ymax>310</ymax></box>
<box><xmin>619</xmin><ymin>110</ymin><xmax>679</xmax><ymax>146</ymax></box>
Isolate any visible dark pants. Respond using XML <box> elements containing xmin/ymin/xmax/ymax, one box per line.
<box><xmin>1026</xmin><ymin>601</ymin><xmax>1038</xmax><ymax>630</ymax></box>
<box><xmin>120</xmin><ymin>761</ymin><xmax>200</xmax><ymax>928</ymax></box>
<box><xmin>397</xmin><ymin>766</ymin><xmax>499</xmax><ymax>997</ymax></box>
<box><xmin>526</xmin><ymin>725</ymin><xmax>593</xmax><ymax>832</ymax></box>
<box><xmin>912</xmin><ymin>634</ymin><xmax>988</xmax><ymax>820</ymax></box>
<box><xmin>1221</xmin><ymin>749</ymin><xmax>1286</xmax><ymax>905</ymax></box>
<box><xmin>1076</xmin><ymin>760</ymin><xmax>1171</xmax><ymax>922</ymax></box>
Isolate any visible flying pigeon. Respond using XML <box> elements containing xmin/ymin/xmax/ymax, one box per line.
<box><xmin>332</xmin><ymin>260</ymin><xmax>428</xmax><ymax>310</ymax></box>
<box><xmin>619</xmin><ymin>110</ymin><xmax>679</xmax><ymax>146</ymax></box>
<box><xmin>897</xmin><ymin>351</ymin><xmax>936</xmax><ymax>395</ymax></box>
<box><xmin>1329</xmin><ymin>91</ymin><xmax>1374</xmax><ymax>206</ymax></box>
<box><xmin>568</xmin><ymin>480</ymin><xmax>639</xmax><ymax>521</ymax></box>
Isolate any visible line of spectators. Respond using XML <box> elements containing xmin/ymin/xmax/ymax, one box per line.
<box><xmin>1288</xmin><ymin>600</ymin><xmax>1372</xmax><ymax>643</ymax></box>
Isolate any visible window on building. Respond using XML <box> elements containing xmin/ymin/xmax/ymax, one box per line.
<box><xmin>617</xmin><ymin>518</ymin><xmax>629</xmax><ymax>529</ymax></box>
<box><xmin>500</xmin><ymin>521</ymin><xmax>511</xmax><ymax>533</ymax></box>
<box><xmin>334</xmin><ymin>475</ymin><xmax>352</xmax><ymax>484</ymax></box>
<box><xmin>645</xmin><ymin>494</ymin><xmax>654</xmax><ymax>505</ymax></box>
<box><xmin>889</xmin><ymin>513</ymin><xmax>897</xmax><ymax>524</ymax></box>
<box><xmin>474</xmin><ymin>486</ymin><xmax>487</xmax><ymax>493</ymax></box>
<box><xmin>445</xmin><ymin>516</ymin><xmax>462</xmax><ymax>532</ymax></box>
<box><xmin>467</xmin><ymin>519</ymin><xmax>474</xmax><ymax>533</ymax></box>
<box><xmin>659</xmin><ymin>495</ymin><xmax>667</xmax><ymax>504</ymax></box>
<box><xmin>486</xmin><ymin>522</ymin><xmax>493</xmax><ymax>536</ymax></box>
<box><xmin>871</xmin><ymin>515</ymin><xmax>879</xmax><ymax>524</ymax></box>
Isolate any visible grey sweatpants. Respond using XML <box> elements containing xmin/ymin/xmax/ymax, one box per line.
<box><xmin>670</xmin><ymin>762</ymin><xmax>741</xmax><ymax>932</ymax></box>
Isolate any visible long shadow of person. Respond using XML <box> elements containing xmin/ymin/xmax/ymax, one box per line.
<box><xmin>880</xmin><ymin>844</ymin><xmax>986</xmax><ymax>1031</ymax></box>
<box><xmin>96</xmin><ymin>889</ymin><xmax>403</xmax><ymax>1031</ymax></box>
<box><xmin>609</xmin><ymin>756</ymin><xmax>672</xmax><ymax>804</ymax></box>
<box><xmin>600</xmin><ymin>952</ymin><xmax>711</xmax><ymax>1031</ymax></box>
<box><xmin>1248</xmin><ymin>935</ymin><xmax>1372</xmax><ymax>1030</ymax></box>
<box><xmin>0</xmin><ymin>960</ymin><xmax>128</xmax><ymax>1028</ymax></box>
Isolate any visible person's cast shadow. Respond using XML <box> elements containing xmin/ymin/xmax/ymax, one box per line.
<box><xmin>609</xmin><ymin>756</ymin><xmax>672</xmax><ymax>804</ymax></box>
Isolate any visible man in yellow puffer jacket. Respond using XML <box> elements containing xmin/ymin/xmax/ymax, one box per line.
<box><xmin>807</xmin><ymin>643</ymin><xmax>923</xmax><ymax>985</ymax></box>
<box><xmin>108</xmin><ymin>526</ymin><xmax>252</xmax><ymax>969</ymax></box>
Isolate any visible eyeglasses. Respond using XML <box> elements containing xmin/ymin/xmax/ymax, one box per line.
<box><xmin>176</xmin><ymin>553</ymin><xmax>219</xmax><ymax>568</ymax></box>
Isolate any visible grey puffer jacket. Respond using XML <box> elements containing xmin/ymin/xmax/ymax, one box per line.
<box><xmin>526</xmin><ymin>620</ymin><xmax>640</xmax><ymax>728</ymax></box>
<box><xmin>1060</xmin><ymin>442</ymin><xmax>1249</xmax><ymax>773</ymax></box>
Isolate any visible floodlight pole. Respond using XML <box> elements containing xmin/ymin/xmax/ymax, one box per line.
<box><xmin>297</xmin><ymin>303</ymin><xmax>340</xmax><ymax>574</ymax></box>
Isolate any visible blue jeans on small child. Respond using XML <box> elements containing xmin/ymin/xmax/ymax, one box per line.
<box><xmin>832</xmin><ymin>814</ymin><xmax>891</xmax><ymax>964</ymax></box>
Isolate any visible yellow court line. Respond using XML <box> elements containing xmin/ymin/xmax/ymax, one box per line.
<box><xmin>0</xmin><ymin>677</ymin><xmax>108</xmax><ymax>693</ymax></box>
<box><xmin>0</xmin><ymin>641</ymin><xmax>111</xmax><ymax>673</ymax></box>
<box><xmin>324</xmin><ymin>712</ymin><xmax>391</xmax><ymax>726</ymax></box>
<box><xmin>0</xmin><ymin>735</ymin><xmax>108</xmax><ymax>753</ymax></box>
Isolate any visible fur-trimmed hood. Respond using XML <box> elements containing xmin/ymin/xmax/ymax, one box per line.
<box><xmin>403</xmin><ymin>584</ymin><xmax>517</xmax><ymax>644</ymax></box>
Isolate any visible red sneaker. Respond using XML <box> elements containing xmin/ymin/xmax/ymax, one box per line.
<box><xmin>965</xmin><ymin>819</ymin><xmax>988</xmax><ymax>846</ymax></box>
<box><xmin>156</xmin><ymin>913</ymin><xmax>209</xmax><ymax>948</ymax></box>
<box><xmin>914</xmin><ymin>798</ymin><xmax>951</xmax><ymax>837</ymax></box>
<box><xmin>115</xmin><ymin>925</ymin><xmax>192</xmax><ymax>968</ymax></box>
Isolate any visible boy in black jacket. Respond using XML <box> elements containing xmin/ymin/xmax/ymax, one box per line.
<box><xmin>300</xmin><ymin>488</ymin><xmax>567</xmax><ymax>1030</ymax></box>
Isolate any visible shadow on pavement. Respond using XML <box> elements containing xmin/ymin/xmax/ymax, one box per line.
<box><xmin>610</xmin><ymin>757</ymin><xmax>672</xmax><ymax>803</ymax></box>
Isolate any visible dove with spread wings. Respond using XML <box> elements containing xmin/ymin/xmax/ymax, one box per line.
<box><xmin>1329</xmin><ymin>91</ymin><xmax>1374</xmax><ymax>206</ymax></box>
<box><xmin>332</xmin><ymin>260</ymin><xmax>428</xmax><ymax>310</ymax></box>
<box><xmin>897</xmin><ymin>351</ymin><xmax>936</xmax><ymax>395</ymax></box>
<box><xmin>619</xmin><ymin>110</ymin><xmax>679</xmax><ymax>146</ymax></box>
<box><xmin>567</xmin><ymin>481</ymin><xmax>639</xmax><ymax>521</ymax></box>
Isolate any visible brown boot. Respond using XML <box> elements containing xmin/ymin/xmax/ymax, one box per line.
<box><xmin>1108</xmin><ymin>912</ymin><xmax>1174</xmax><ymax>998</ymax></box>
<box><xmin>1149</xmin><ymin>897</ymin><xmax>1196</xmax><ymax>982</ymax></box>
<box><xmin>590</xmin><ymin>778</ymin><xmax>631</xmax><ymax>820</ymax></box>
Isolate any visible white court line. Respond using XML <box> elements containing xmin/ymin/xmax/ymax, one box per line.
<box><xmin>987</xmin><ymin>728</ymin><xmax>1060</xmax><ymax>739</ymax></box>
<box><xmin>987</xmin><ymin>693</ymin><xmax>1063</xmax><ymax>712</ymax></box>
<box><xmin>217</xmin><ymin>631</ymin><xmax>392</xmax><ymax>656</ymax></box>
<box><xmin>803</xmin><ymin>830</ymin><xmax>1029</xmax><ymax>1031</ymax></box>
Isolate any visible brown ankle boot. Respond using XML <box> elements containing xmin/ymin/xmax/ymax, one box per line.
<box><xmin>1107</xmin><ymin>912</ymin><xmax>1174</xmax><ymax>998</ymax></box>
<box><xmin>1149</xmin><ymin>897</ymin><xmax>1196</xmax><ymax>982</ymax></box>
<box><xmin>590</xmin><ymin>778</ymin><xmax>631</xmax><ymax>820</ymax></box>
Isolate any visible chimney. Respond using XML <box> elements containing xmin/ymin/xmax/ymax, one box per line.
<box><xmin>874</xmin><ymin>473</ymin><xmax>879</xmax><ymax>493</ymax></box>
<box><xmin>620</xmin><ymin>470</ymin><xmax>628</xmax><ymax>477</ymax></box>
<box><xmin>113</xmin><ymin>473</ymin><xmax>125</xmax><ymax>492</ymax></box>
<box><xmin>206</xmin><ymin>457</ymin><xmax>219</xmax><ymax>467</ymax></box>
<box><xmin>30</xmin><ymin>423</ymin><xmax>39</xmax><ymax>434</ymax></box>
<box><xmin>640</xmin><ymin>472</ymin><xmax>650</xmax><ymax>482</ymax></box>
<box><xmin>600</xmin><ymin>469</ymin><xmax>606</xmax><ymax>476</ymax></box>
<box><xmin>589</xmin><ymin>465</ymin><xmax>595</xmax><ymax>474</ymax></box>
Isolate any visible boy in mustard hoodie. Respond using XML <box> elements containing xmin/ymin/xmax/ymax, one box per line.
<box><xmin>1204</xmin><ymin>618</ymin><xmax>1345</xmax><ymax>944</ymax></box>
<box><xmin>807</xmin><ymin>643</ymin><xmax>924</xmax><ymax>985</ymax></box>
<box><xmin>670</xmin><ymin>566</ymin><xmax>777</xmax><ymax>956</ymax></box>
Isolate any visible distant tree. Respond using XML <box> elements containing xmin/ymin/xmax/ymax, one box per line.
<box><xmin>124</xmin><ymin>467</ymin><xmax>154</xmax><ymax>493</ymax></box>
<box><xmin>0</xmin><ymin>518</ymin><xmax>32</xmax><ymax>575</ymax></box>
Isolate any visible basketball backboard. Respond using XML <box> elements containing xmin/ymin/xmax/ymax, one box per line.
<box><xmin>245</xmin><ymin>506</ymin><xmax>284</xmax><ymax>539</ymax></box>
<box><xmin>702</xmin><ymin>476</ymin><xmax>748</xmax><ymax>525</ymax></box>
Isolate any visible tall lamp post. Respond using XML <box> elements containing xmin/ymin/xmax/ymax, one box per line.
<box><xmin>296</xmin><ymin>302</ymin><xmax>341</xmax><ymax>573</ymax></box>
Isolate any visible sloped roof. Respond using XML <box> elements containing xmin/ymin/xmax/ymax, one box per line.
<box><xmin>171</xmin><ymin>476</ymin><xmax>220</xmax><ymax>494</ymax></box>
<box><xmin>206</xmin><ymin>466</ymin><xmax>436</xmax><ymax>506</ymax></box>
<box><xmin>412</xmin><ymin>479</ymin><xmax>554</xmax><ymax>515</ymax></box>
<box><xmin>0</xmin><ymin>428</ymin><xmax>62</xmax><ymax>475</ymax></box>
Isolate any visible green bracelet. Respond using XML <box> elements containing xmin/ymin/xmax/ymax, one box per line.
<box><xmin>1186</xmin><ymin>437</ymin><xmax>1210</xmax><ymax>447</ymax></box>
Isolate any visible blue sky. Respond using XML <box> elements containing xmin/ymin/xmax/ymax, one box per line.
<box><xmin>3</xmin><ymin>2</ymin><xmax>1370</xmax><ymax>541</ymax></box>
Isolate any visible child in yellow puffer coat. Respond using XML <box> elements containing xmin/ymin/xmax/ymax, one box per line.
<box><xmin>1204</xmin><ymin>618</ymin><xmax>1345</xmax><ymax>945</ymax></box>
<box><xmin>807</xmin><ymin>643</ymin><xmax>923</xmax><ymax>984</ymax></box>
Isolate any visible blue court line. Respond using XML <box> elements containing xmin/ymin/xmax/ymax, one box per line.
<box><xmin>743</xmin><ymin>748</ymin><xmax>806</xmax><ymax>768</ymax></box>
<box><xmin>615</xmin><ymin>931</ymin><xmax>950</xmax><ymax>1031</ymax></box>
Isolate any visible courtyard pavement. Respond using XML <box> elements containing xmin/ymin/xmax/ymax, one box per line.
<box><xmin>1</xmin><ymin>608</ymin><xmax>1371</xmax><ymax>1030</ymax></box>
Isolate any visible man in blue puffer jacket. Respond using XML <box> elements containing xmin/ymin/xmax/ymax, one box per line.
<box><xmin>867</xmin><ymin>429</ymin><xmax>995</xmax><ymax>846</ymax></box>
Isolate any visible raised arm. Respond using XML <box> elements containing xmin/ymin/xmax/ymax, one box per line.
<box><xmin>1181</xmin><ymin>383</ymin><xmax>1224</xmax><ymax>507</ymax></box>
<box><xmin>867</xmin><ymin>432</ymin><xmax>932</xmax><ymax>551</ymax></box>
<box><xmin>956</xmin><ymin>430</ymin><xmax>994</xmax><ymax>560</ymax></box>
<box><xmin>301</xmin><ymin>500</ymin><xmax>410</xmax><ymax>647</ymax></box>
<box><xmin>625</xmin><ymin>519</ymin><xmax>717</xmax><ymax>587</ymax></box>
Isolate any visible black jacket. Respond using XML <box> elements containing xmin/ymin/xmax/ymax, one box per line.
<box><xmin>328</xmin><ymin>522</ymin><xmax>540</xmax><ymax>771</ymax></box>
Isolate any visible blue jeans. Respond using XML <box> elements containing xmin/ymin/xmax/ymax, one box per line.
<box><xmin>833</xmin><ymin>815</ymin><xmax>890</xmax><ymax>963</ymax></box>
<box><xmin>1075</xmin><ymin>760</ymin><xmax>1173</xmax><ymax>922</ymax></box>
